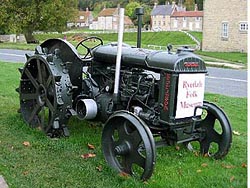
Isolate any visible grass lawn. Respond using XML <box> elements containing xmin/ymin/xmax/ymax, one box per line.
<box><xmin>187</xmin><ymin>31</ymin><xmax>203</xmax><ymax>42</ymax></box>
<box><xmin>196</xmin><ymin>51</ymin><xmax>248</xmax><ymax>65</ymax></box>
<box><xmin>0</xmin><ymin>61</ymin><xmax>247</xmax><ymax>188</ymax></box>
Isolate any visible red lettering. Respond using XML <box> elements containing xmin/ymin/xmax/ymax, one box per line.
<box><xmin>163</xmin><ymin>73</ymin><xmax>171</xmax><ymax>111</ymax></box>
<box><xmin>184</xmin><ymin>62</ymin><xmax>199</xmax><ymax>67</ymax></box>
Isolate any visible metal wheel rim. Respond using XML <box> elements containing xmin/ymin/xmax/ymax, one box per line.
<box><xmin>102</xmin><ymin>110</ymin><xmax>156</xmax><ymax>180</ymax></box>
<box><xmin>198</xmin><ymin>101</ymin><xmax>232</xmax><ymax>159</ymax></box>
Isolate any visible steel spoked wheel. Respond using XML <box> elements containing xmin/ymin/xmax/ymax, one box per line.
<box><xmin>197</xmin><ymin>101</ymin><xmax>232</xmax><ymax>159</ymax></box>
<box><xmin>18</xmin><ymin>55</ymin><xmax>72</xmax><ymax>136</ymax></box>
<box><xmin>102</xmin><ymin>111</ymin><xmax>156</xmax><ymax>181</ymax></box>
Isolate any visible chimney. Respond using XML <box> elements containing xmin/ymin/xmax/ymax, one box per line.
<box><xmin>194</xmin><ymin>4</ymin><xmax>198</xmax><ymax>11</ymax></box>
<box><xmin>154</xmin><ymin>2</ymin><xmax>157</xmax><ymax>8</ymax></box>
<box><xmin>86</xmin><ymin>7</ymin><xmax>89</xmax><ymax>12</ymax></box>
<box><xmin>172</xmin><ymin>1</ymin><xmax>176</xmax><ymax>8</ymax></box>
<box><xmin>165</xmin><ymin>1</ymin><xmax>169</xmax><ymax>5</ymax></box>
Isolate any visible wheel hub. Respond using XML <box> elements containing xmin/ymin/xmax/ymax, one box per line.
<box><xmin>114</xmin><ymin>141</ymin><xmax>131</xmax><ymax>155</ymax></box>
<box><xmin>37</xmin><ymin>84</ymin><xmax>47</xmax><ymax>106</ymax></box>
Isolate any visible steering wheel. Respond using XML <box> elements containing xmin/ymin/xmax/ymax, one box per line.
<box><xmin>76</xmin><ymin>36</ymin><xmax>103</xmax><ymax>60</ymax></box>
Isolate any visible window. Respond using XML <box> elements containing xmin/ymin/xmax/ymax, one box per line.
<box><xmin>183</xmin><ymin>17</ymin><xmax>186</xmax><ymax>21</ymax></box>
<box><xmin>239</xmin><ymin>22</ymin><xmax>248</xmax><ymax>32</ymax></box>
<box><xmin>195</xmin><ymin>17</ymin><xmax>200</xmax><ymax>21</ymax></box>
<box><xmin>221</xmin><ymin>22</ymin><xmax>229</xmax><ymax>39</ymax></box>
<box><xmin>163</xmin><ymin>21</ymin><xmax>166</xmax><ymax>26</ymax></box>
<box><xmin>159</xmin><ymin>21</ymin><xmax>161</xmax><ymax>26</ymax></box>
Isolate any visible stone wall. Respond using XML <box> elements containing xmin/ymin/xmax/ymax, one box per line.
<box><xmin>202</xmin><ymin>0</ymin><xmax>247</xmax><ymax>52</ymax></box>
<box><xmin>0</xmin><ymin>34</ymin><xmax>26</xmax><ymax>43</ymax></box>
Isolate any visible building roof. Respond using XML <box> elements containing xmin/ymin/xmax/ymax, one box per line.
<box><xmin>124</xmin><ymin>16</ymin><xmax>134</xmax><ymax>26</ymax></box>
<box><xmin>98</xmin><ymin>8</ymin><xmax>118</xmax><ymax>17</ymax></box>
<box><xmin>171</xmin><ymin>11</ymin><xmax>203</xmax><ymax>17</ymax></box>
<box><xmin>77</xmin><ymin>10</ymin><xmax>92</xmax><ymax>23</ymax></box>
<box><xmin>151</xmin><ymin>5</ymin><xmax>174</xmax><ymax>16</ymax></box>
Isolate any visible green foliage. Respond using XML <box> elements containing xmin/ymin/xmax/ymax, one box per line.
<box><xmin>0</xmin><ymin>0</ymin><xmax>78</xmax><ymax>38</ymax></box>
<box><xmin>184</xmin><ymin>0</ymin><xmax>195</xmax><ymax>10</ymax></box>
<box><xmin>125</xmin><ymin>1</ymin><xmax>141</xmax><ymax>20</ymax></box>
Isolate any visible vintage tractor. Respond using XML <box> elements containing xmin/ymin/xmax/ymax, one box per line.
<box><xmin>16</xmin><ymin>36</ymin><xmax>232</xmax><ymax>180</ymax></box>
<box><xmin>17</xmin><ymin>7</ymin><xmax>232</xmax><ymax>179</ymax></box>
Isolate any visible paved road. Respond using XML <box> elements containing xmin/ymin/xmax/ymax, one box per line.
<box><xmin>0</xmin><ymin>49</ymin><xmax>247</xmax><ymax>98</ymax></box>
<box><xmin>206</xmin><ymin>67</ymin><xmax>247</xmax><ymax>98</ymax></box>
<box><xmin>0</xmin><ymin>49</ymin><xmax>33</xmax><ymax>63</ymax></box>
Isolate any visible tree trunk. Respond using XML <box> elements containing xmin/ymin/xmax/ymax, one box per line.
<box><xmin>24</xmin><ymin>29</ymin><xmax>39</xmax><ymax>44</ymax></box>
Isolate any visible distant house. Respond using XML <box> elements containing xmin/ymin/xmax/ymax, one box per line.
<box><xmin>202</xmin><ymin>0</ymin><xmax>248</xmax><ymax>52</ymax></box>
<box><xmin>170</xmin><ymin>10</ymin><xmax>203</xmax><ymax>31</ymax></box>
<box><xmin>150</xmin><ymin>2</ymin><xmax>185</xmax><ymax>31</ymax></box>
<box><xmin>91</xmin><ymin>7</ymin><xmax>134</xmax><ymax>31</ymax></box>
<box><xmin>67</xmin><ymin>9</ymin><xmax>93</xmax><ymax>28</ymax></box>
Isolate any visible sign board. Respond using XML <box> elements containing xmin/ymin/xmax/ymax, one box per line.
<box><xmin>175</xmin><ymin>73</ymin><xmax>205</xmax><ymax>119</ymax></box>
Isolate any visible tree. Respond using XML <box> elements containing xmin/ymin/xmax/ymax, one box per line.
<box><xmin>195</xmin><ymin>0</ymin><xmax>203</xmax><ymax>10</ymax></box>
<box><xmin>1</xmin><ymin>0</ymin><xmax>78</xmax><ymax>42</ymax></box>
<box><xmin>125</xmin><ymin>1</ymin><xmax>141</xmax><ymax>23</ymax></box>
<box><xmin>184</xmin><ymin>0</ymin><xmax>195</xmax><ymax>10</ymax></box>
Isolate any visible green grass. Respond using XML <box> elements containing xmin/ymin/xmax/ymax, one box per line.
<box><xmin>187</xmin><ymin>31</ymin><xmax>203</xmax><ymax>42</ymax></box>
<box><xmin>196</xmin><ymin>51</ymin><xmax>248</xmax><ymax>65</ymax></box>
<box><xmin>0</xmin><ymin>31</ymin><xmax>247</xmax><ymax>65</ymax></box>
<box><xmin>0</xmin><ymin>61</ymin><xmax>247</xmax><ymax>187</ymax></box>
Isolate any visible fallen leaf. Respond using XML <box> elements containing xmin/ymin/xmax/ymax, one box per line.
<box><xmin>233</xmin><ymin>130</ymin><xmax>241</xmax><ymax>136</ymax></box>
<box><xmin>194</xmin><ymin>152</ymin><xmax>199</xmax><ymax>157</ymax></box>
<box><xmin>22</xmin><ymin>171</ymin><xmax>29</xmax><ymax>176</ymax></box>
<box><xmin>88</xmin><ymin>143</ymin><xmax>95</xmax><ymax>150</ymax></box>
<box><xmin>242</xmin><ymin>163</ymin><xmax>247</xmax><ymax>168</ymax></box>
<box><xmin>96</xmin><ymin>165</ymin><xmax>102</xmax><ymax>172</ymax></box>
<box><xmin>201</xmin><ymin>163</ymin><xmax>208</xmax><ymax>167</ymax></box>
<box><xmin>23</xmin><ymin>141</ymin><xmax>31</xmax><ymax>147</ymax></box>
<box><xmin>81</xmin><ymin>153</ymin><xmax>96</xmax><ymax>159</ymax></box>
<box><xmin>175</xmin><ymin>145</ymin><xmax>180</xmax><ymax>151</ymax></box>
<box><xmin>222</xmin><ymin>164</ymin><xmax>235</xmax><ymax>169</ymax></box>
<box><xmin>203</xmin><ymin>153</ymin><xmax>209</xmax><ymax>158</ymax></box>
<box><xmin>196</xmin><ymin>169</ymin><xmax>202</xmax><ymax>173</ymax></box>
<box><xmin>230</xmin><ymin>176</ymin><xmax>235</xmax><ymax>182</ymax></box>
<box><xmin>119</xmin><ymin>172</ymin><xmax>130</xmax><ymax>178</ymax></box>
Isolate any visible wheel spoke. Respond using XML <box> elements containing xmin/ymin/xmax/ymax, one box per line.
<box><xmin>129</xmin><ymin>130</ymin><xmax>142</xmax><ymax>148</ymax></box>
<box><xmin>46</xmin><ymin>75</ymin><xmax>52</xmax><ymax>88</ymax></box>
<box><xmin>25</xmin><ymin>68</ymin><xmax>39</xmax><ymax>89</ymax></box>
<box><xmin>37</xmin><ymin>59</ymin><xmax>43</xmax><ymax>84</ymax></box>
<box><xmin>117</xmin><ymin>121</ymin><xmax>129</xmax><ymax>140</ymax></box>
<box><xmin>200</xmin><ymin>139</ymin><xmax>210</xmax><ymax>155</ymax></box>
<box><xmin>210</xmin><ymin>129</ymin><xmax>222</xmax><ymax>144</ymax></box>
<box><xmin>46</xmin><ymin>98</ymin><xmax>55</xmax><ymax>112</ymax></box>
<box><xmin>122</xmin><ymin>157</ymin><xmax>133</xmax><ymax>174</ymax></box>
<box><xmin>28</xmin><ymin>104</ymin><xmax>41</xmax><ymax>124</ymax></box>
<box><xmin>203</xmin><ymin>112</ymin><xmax>216</xmax><ymax>129</ymax></box>
<box><xmin>133</xmin><ymin>152</ymin><xmax>146</xmax><ymax>169</ymax></box>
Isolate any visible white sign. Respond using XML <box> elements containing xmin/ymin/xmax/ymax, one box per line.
<box><xmin>175</xmin><ymin>73</ymin><xmax>205</xmax><ymax>119</ymax></box>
